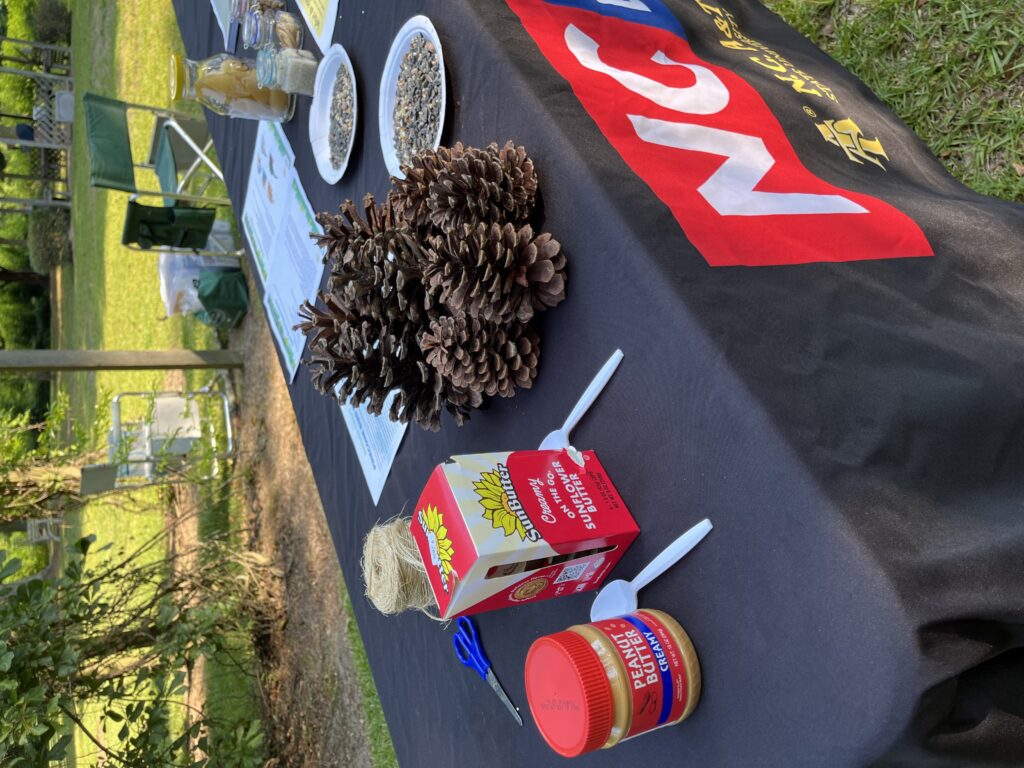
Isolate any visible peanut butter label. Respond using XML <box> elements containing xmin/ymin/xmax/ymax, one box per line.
<box><xmin>594</xmin><ymin>614</ymin><xmax>689</xmax><ymax>737</ymax></box>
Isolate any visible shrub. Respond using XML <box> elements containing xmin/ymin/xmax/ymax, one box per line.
<box><xmin>27</xmin><ymin>206</ymin><xmax>70</xmax><ymax>273</ymax></box>
<box><xmin>33</xmin><ymin>0</ymin><xmax>70</xmax><ymax>45</ymax></box>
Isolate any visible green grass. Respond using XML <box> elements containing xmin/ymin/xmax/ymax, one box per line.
<box><xmin>763</xmin><ymin>0</ymin><xmax>1024</xmax><ymax>202</ymax></box>
<box><xmin>63</xmin><ymin>0</ymin><xmax>254</xmax><ymax>762</ymax></box>
<box><xmin>0</xmin><ymin>530</ymin><xmax>49</xmax><ymax>580</ymax></box>
<box><xmin>63</xmin><ymin>492</ymin><xmax>168</xmax><ymax>766</ymax></box>
<box><xmin>341</xmin><ymin>574</ymin><xmax>398</xmax><ymax>768</ymax></box>
<box><xmin>62</xmin><ymin>0</ymin><xmax>216</xmax><ymax>424</ymax></box>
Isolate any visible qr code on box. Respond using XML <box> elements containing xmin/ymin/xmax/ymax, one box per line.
<box><xmin>555</xmin><ymin>562</ymin><xmax>590</xmax><ymax>584</ymax></box>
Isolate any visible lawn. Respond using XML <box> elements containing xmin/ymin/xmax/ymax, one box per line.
<box><xmin>763</xmin><ymin>0</ymin><xmax>1024</xmax><ymax>203</ymax></box>
<box><xmin>62</xmin><ymin>0</ymin><xmax>251</xmax><ymax>761</ymax></box>
<box><xmin>57</xmin><ymin>1</ymin><xmax>395</xmax><ymax>764</ymax></box>
<box><xmin>0</xmin><ymin>530</ymin><xmax>49</xmax><ymax>579</ymax></box>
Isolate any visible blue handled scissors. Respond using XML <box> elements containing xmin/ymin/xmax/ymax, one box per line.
<box><xmin>453</xmin><ymin>616</ymin><xmax>523</xmax><ymax>726</ymax></box>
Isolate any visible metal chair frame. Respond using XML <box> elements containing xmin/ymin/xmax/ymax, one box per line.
<box><xmin>109</xmin><ymin>388</ymin><xmax>235</xmax><ymax>485</ymax></box>
<box><xmin>83</xmin><ymin>92</ymin><xmax>231</xmax><ymax>207</ymax></box>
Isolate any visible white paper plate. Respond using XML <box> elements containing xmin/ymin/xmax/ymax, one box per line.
<box><xmin>310</xmin><ymin>43</ymin><xmax>358</xmax><ymax>185</ymax></box>
<box><xmin>378</xmin><ymin>15</ymin><xmax>446</xmax><ymax>180</ymax></box>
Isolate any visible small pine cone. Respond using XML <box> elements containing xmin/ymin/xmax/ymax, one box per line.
<box><xmin>390</xmin><ymin>143</ymin><xmax>468</xmax><ymax>227</ymax></box>
<box><xmin>496</xmin><ymin>140</ymin><xmax>538</xmax><ymax>221</ymax></box>
<box><xmin>425</xmin><ymin>222</ymin><xmax>566</xmax><ymax>324</ymax></box>
<box><xmin>314</xmin><ymin>194</ymin><xmax>429</xmax><ymax>324</ymax></box>
<box><xmin>392</xmin><ymin>141</ymin><xmax>538</xmax><ymax>230</ymax></box>
<box><xmin>427</xmin><ymin>142</ymin><xmax>538</xmax><ymax>231</ymax></box>
<box><xmin>421</xmin><ymin>314</ymin><xmax>540</xmax><ymax>397</ymax></box>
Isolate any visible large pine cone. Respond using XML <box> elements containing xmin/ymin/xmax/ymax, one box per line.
<box><xmin>391</xmin><ymin>141</ymin><xmax>538</xmax><ymax>230</ymax></box>
<box><xmin>313</xmin><ymin>194</ymin><xmax>428</xmax><ymax>324</ymax></box>
<box><xmin>389</xmin><ymin>143</ymin><xmax>468</xmax><ymax>227</ymax></box>
<box><xmin>421</xmin><ymin>314</ymin><xmax>540</xmax><ymax>398</ymax></box>
<box><xmin>425</xmin><ymin>222</ymin><xmax>566</xmax><ymax>323</ymax></box>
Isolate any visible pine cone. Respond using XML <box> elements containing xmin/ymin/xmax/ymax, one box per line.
<box><xmin>313</xmin><ymin>194</ymin><xmax>429</xmax><ymax>325</ymax></box>
<box><xmin>389</xmin><ymin>143</ymin><xmax>468</xmax><ymax>227</ymax></box>
<box><xmin>391</xmin><ymin>141</ymin><xmax>538</xmax><ymax>230</ymax></box>
<box><xmin>421</xmin><ymin>314</ymin><xmax>540</xmax><ymax>397</ymax></box>
<box><xmin>425</xmin><ymin>222</ymin><xmax>566</xmax><ymax>323</ymax></box>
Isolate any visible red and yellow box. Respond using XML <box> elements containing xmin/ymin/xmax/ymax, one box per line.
<box><xmin>409</xmin><ymin>449</ymin><xmax>639</xmax><ymax>619</ymax></box>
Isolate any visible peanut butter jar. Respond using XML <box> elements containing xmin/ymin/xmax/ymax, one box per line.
<box><xmin>524</xmin><ymin>610</ymin><xmax>701</xmax><ymax>757</ymax></box>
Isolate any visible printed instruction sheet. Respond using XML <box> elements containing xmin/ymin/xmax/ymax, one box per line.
<box><xmin>340</xmin><ymin>392</ymin><xmax>408</xmax><ymax>505</ymax></box>
<box><xmin>295</xmin><ymin>0</ymin><xmax>339</xmax><ymax>54</ymax></box>
<box><xmin>242</xmin><ymin>121</ymin><xmax>322</xmax><ymax>381</ymax></box>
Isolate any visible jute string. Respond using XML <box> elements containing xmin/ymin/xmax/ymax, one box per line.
<box><xmin>361</xmin><ymin>517</ymin><xmax>441</xmax><ymax>619</ymax></box>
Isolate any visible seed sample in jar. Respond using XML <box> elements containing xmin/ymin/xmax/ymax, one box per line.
<box><xmin>329</xmin><ymin>63</ymin><xmax>355</xmax><ymax>170</ymax></box>
<box><xmin>392</xmin><ymin>33</ymin><xmax>441</xmax><ymax>168</ymax></box>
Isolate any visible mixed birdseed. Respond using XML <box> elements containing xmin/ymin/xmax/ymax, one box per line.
<box><xmin>329</xmin><ymin>63</ymin><xmax>355</xmax><ymax>169</ymax></box>
<box><xmin>392</xmin><ymin>33</ymin><xmax>441</xmax><ymax>167</ymax></box>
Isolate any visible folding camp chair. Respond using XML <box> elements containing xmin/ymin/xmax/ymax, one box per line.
<box><xmin>145</xmin><ymin>113</ymin><xmax>219</xmax><ymax>199</ymax></box>
<box><xmin>82</xmin><ymin>92</ymin><xmax>230</xmax><ymax>206</ymax></box>
<box><xmin>122</xmin><ymin>197</ymin><xmax>242</xmax><ymax>257</ymax></box>
<box><xmin>108</xmin><ymin>388</ymin><xmax>235</xmax><ymax>485</ymax></box>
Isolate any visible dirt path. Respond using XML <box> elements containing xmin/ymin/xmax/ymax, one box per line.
<box><xmin>227</xmin><ymin>296</ymin><xmax>374</xmax><ymax>768</ymax></box>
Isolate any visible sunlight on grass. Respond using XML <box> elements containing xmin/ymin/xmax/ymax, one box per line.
<box><xmin>62</xmin><ymin>0</ymin><xmax>216</xmax><ymax>426</ymax></box>
<box><xmin>763</xmin><ymin>0</ymin><xmax>1024</xmax><ymax>202</ymax></box>
<box><xmin>341</xmin><ymin>575</ymin><xmax>399</xmax><ymax>768</ymax></box>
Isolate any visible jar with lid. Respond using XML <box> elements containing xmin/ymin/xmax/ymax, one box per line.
<box><xmin>242</xmin><ymin>9</ymin><xmax>304</xmax><ymax>50</ymax></box>
<box><xmin>256</xmin><ymin>47</ymin><xmax>318</xmax><ymax>97</ymax></box>
<box><xmin>524</xmin><ymin>609</ymin><xmax>701</xmax><ymax>757</ymax></box>
<box><xmin>170</xmin><ymin>53</ymin><xmax>294</xmax><ymax>123</ymax></box>
<box><xmin>229</xmin><ymin>0</ymin><xmax>254</xmax><ymax>24</ymax></box>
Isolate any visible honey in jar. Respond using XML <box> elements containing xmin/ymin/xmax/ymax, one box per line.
<box><xmin>170</xmin><ymin>53</ymin><xmax>294</xmax><ymax>123</ymax></box>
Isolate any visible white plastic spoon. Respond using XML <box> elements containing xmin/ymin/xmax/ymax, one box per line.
<box><xmin>539</xmin><ymin>349</ymin><xmax>624</xmax><ymax>451</ymax></box>
<box><xmin>590</xmin><ymin>518</ymin><xmax>713</xmax><ymax>622</ymax></box>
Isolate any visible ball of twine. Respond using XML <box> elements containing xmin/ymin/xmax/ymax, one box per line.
<box><xmin>361</xmin><ymin>517</ymin><xmax>440</xmax><ymax>619</ymax></box>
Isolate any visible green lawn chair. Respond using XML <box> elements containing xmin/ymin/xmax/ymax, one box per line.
<box><xmin>82</xmin><ymin>92</ymin><xmax>230</xmax><ymax>206</ymax></box>
<box><xmin>122</xmin><ymin>197</ymin><xmax>241</xmax><ymax>257</ymax></box>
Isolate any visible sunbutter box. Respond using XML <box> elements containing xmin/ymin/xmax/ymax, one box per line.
<box><xmin>409</xmin><ymin>449</ymin><xmax>639</xmax><ymax>619</ymax></box>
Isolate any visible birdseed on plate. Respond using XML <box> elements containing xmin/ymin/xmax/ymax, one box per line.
<box><xmin>393</xmin><ymin>33</ymin><xmax>441</xmax><ymax>168</ymax></box>
<box><xmin>329</xmin><ymin>64</ymin><xmax>355</xmax><ymax>169</ymax></box>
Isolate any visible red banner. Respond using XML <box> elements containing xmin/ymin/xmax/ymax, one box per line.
<box><xmin>506</xmin><ymin>0</ymin><xmax>933</xmax><ymax>267</ymax></box>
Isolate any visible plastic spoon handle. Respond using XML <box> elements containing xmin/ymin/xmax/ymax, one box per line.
<box><xmin>631</xmin><ymin>518</ymin><xmax>713</xmax><ymax>592</ymax></box>
<box><xmin>559</xmin><ymin>350</ymin><xmax>624</xmax><ymax>437</ymax></box>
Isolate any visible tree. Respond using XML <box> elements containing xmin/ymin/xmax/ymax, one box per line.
<box><xmin>0</xmin><ymin>391</ymin><xmax>101</xmax><ymax>523</ymax></box>
<box><xmin>0</xmin><ymin>266</ymin><xmax>45</xmax><ymax>286</ymax></box>
<box><xmin>0</xmin><ymin>527</ymin><xmax>276</xmax><ymax>767</ymax></box>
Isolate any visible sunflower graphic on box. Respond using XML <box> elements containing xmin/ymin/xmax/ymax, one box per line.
<box><xmin>474</xmin><ymin>464</ymin><xmax>541</xmax><ymax>542</ymax></box>
<box><xmin>417</xmin><ymin>504</ymin><xmax>455</xmax><ymax>592</ymax></box>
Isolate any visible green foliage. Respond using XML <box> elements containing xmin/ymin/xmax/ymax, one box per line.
<box><xmin>0</xmin><ymin>531</ymin><xmax>269</xmax><ymax>767</ymax></box>
<box><xmin>0</xmin><ymin>531</ymin><xmax>48</xmax><ymax>580</ymax></box>
<box><xmin>763</xmin><ymin>0</ymin><xmax>1024</xmax><ymax>202</ymax></box>
<box><xmin>0</xmin><ymin>276</ymin><xmax>50</xmax><ymax>417</ymax></box>
<box><xmin>342</xmin><ymin>575</ymin><xmax>398</xmax><ymax>768</ymax></box>
<box><xmin>32</xmin><ymin>0</ymin><xmax>68</xmax><ymax>44</ymax></box>
<box><xmin>27</xmin><ymin>207</ymin><xmax>70</xmax><ymax>273</ymax></box>
<box><xmin>0</xmin><ymin>282</ymin><xmax>48</xmax><ymax>345</ymax></box>
<box><xmin>0</xmin><ymin>387</ymin><xmax>107</xmax><ymax>521</ymax></box>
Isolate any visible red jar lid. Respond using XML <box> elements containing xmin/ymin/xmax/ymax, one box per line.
<box><xmin>525</xmin><ymin>630</ymin><xmax>615</xmax><ymax>757</ymax></box>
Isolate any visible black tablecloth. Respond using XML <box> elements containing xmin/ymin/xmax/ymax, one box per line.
<box><xmin>174</xmin><ymin>2</ymin><xmax>1024</xmax><ymax>766</ymax></box>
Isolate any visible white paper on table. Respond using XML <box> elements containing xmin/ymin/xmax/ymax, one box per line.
<box><xmin>243</xmin><ymin>122</ymin><xmax>323</xmax><ymax>382</ymax></box>
<box><xmin>209</xmin><ymin>0</ymin><xmax>232</xmax><ymax>47</ymax></box>
<box><xmin>295</xmin><ymin>0</ymin><xmax>339</xmax><ymax>55</ymax></box>
<box><xmin>340</xmin><ymin>392</ymin><xmax>408</xmax><ymax>505</ymax></box>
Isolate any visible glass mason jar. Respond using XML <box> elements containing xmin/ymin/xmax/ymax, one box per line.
<box><xmin>170</xmin><ymin>53</ymin><xmax>294</xmax><ymax>123</ymax></box>
<box><xmin>242</xmin><ymin>9</ymin><xmax>303</xmax><ymax>50</ymax></box>
<box><xmin>256</xmin><ymin>47</ymin><xmax>318</xmax><ymax>97</ymax></box>
<box><xmin>229</xmin><ymin>0</ymin><xmax>254</xmax><ymax>24</ymax></box>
